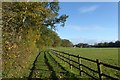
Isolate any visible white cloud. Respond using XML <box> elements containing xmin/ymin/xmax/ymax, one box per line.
<box><xmin>79</xmin><ymin>5</ymin><xmax>98</xmax><ymax>13</ymax></box>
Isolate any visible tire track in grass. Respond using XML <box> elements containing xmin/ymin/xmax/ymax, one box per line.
<box><xmin>28</xmin><ymin>51</ymin><xmax>51</xmax><ymax>79</ymax></box>
<box><xmin>34</xmin><ymin>51</ymin><xmax>51</xmax><ymax>78</ymax></box>
<box><xmin>47</xmin><ymin>50</ymin><xmax>80</xmax><ymax>79</ymax></box>
<box><xmin>28</xmin><ymin>50</ymin><xmax>81</xmax><ymax>79</ymax></box>
<box><xmin>44</xmin><ymin>51</ymin><xmax>58</xmax><ymax>80</ymax></box>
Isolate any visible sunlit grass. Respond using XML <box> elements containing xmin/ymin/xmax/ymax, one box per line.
<box><xmin>53</xmin><ymin>47</ymin><xmax>119</xmax><ymax>79</ymax></box>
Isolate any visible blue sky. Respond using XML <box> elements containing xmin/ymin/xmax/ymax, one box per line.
<box><xmin>55</xmin><ymin>2</ymin><xmax>118</xmax><ymax>45</ymax></box>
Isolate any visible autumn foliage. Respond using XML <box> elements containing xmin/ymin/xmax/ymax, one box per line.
<box><xmin>2</xmin><ymin>2</ymin><xmax>68</xmax><ymax>78</ymax></box>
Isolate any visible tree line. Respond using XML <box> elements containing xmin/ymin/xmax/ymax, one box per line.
<box><xmin>2</xmin><ymin>2</ymin><xmax>69</xmax><ymax>50</ymax></box>
<box><xmin>2</xmin><ymin>2</ymin><xmax>70</xmax><ymax>77</ymax></box>
<box><xmin>93</xmin><ymin>41</ymin><xmax>120</xmax><ymax>48</ymax></box>
<box><xmin>74</xmin><ymin>40</ymin><xmax>120</xmax><ymax>48</ymax></box>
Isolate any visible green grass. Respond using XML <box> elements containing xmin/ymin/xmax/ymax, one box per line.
<box><xmin>26</xmin><ymin>47</ymin><xmax>119</xmax><ymax>79</ymax></box>
<box><xmin>31</xmin><ymin>51</ymin><xmax>51</xmax><ymax>78</ymax></box>
<box><xmin>54</xmin><ymin>47</ymin><xmax>118</xmax><ymax>65</ymax></box>
<box><xmin>30</xmin><ymin>50</ymin><xmax>81</xmax><ymax>79</ymax></box>
<box><xmin>3</xmin><ymin>46</ymin><xmax>119</xmax><ymax>79</ymax></box>
<box><xmin>49</xmin><ymin>51</ymin><xmax>87</xmax><ymax>79</ymax></box>
<box><xmin>52</xmin><ymin>47</ymin><xmax>119</xmax><ymax>79</ymax></box>
<box><xmin>48</xmin><ymin>51</ymin><xmax>82</xmax><ymax>79</ymax></box>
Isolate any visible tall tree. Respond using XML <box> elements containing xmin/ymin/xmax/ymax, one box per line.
<box><xmin>2</xmin><ymin>2</ymin><xmax>68</xmax><ymax>77</ymax></box>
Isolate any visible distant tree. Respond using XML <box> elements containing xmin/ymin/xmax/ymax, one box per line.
<box><xmin>115</xmin><ymin>40</ymin><xmax>120</xmax><ymax>47</ymax></box>
<box><xmin>93</xmin><ymin>41</ymin><xmax>120</xmax><ymax>48</ymax></box>
<box><xmin>61</xmin><ymin>39</ymin><xmax>73</xmax><ymax>47</ymax></box>
<box><xmin>108</xmin><ymin>42</ymin><xmax>114</xmax><ymax>47</ymax></box>
<box><xmin>103</xmin><ymin>42</ymin><xmax>109</xmax><ymax>47</ymax></box>
<box><xmin>74</xmin><ymin>40</ymin><xmax>120</xmax><ymax>48</ymax></box>
<box><xmin>75</xmin><ymin>43</ymin><xmax>89</xmax><ymax>48</ymax></box>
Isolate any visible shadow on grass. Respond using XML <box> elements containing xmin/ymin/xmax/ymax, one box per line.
<box><xmin>44</xmin><ymin>51</ymin><xmax>58</xmax><ymax>80</ymax></box>
<box><xmin>47</xmin><ymin>50</ymin><xmax>80</xmax><ymax>79</ymax></box>
<box><xmin>27</xmin><ymin>50</ymin><xmax>83</xmax><ymax>80</ymax></box>
<box><xmin>28</xmin><ymin>51</ymin><xmax>42</xmax><ymax>79</ymax></box>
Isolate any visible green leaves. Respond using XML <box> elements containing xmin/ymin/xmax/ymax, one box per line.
<box><xmin>2</xmin><ymin>2</ymin><xmax>68</xmax><ymax>77</ymax></box>
<box><xmin>61</xmin><ymin>39</ymin><xmax>73</xmax><ymax>47</ymax></box>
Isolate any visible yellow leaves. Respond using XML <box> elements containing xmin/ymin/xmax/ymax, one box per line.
<box><xmin>8</xmin><ymin>54</ymin><xmax>16</xmax><ymax>59</ymax></box>
<box><xmin>4</xmin><ymin>41</ymin><xmax>12</xmax><ymax>50</ymax></box>
<box><xmin>35</xmin><ymin>6</ymin><xmax>45</xmax><ymax>12</ymax></box>
<box><xmin>4</xmin><ymin>40</ymin><xmax>18</xmax><ymax>51</ymax></box>
<box><xmin>27</xmin><ymin>12</ymin><xmax>37</xmax><ymax>18</ymax></box>
<box><xmin>5</xmin><ymin>61</ymin><xmax>8</xmax><ymax>64</ymax></box>
<box><xmin>5</xmin><ymin>41</ymin><xmax>9</xmax><ymax>44</ymax></box>
<box><xmin>8</xmin><ymin>47</ymin><xmax>11</xmax><ymax>50</ymax></box>
<box><xmin>6</xmin><ymin>43</ymin><xmax>17</xmax><ymax>51</ymax></box>
<box><xmin>11</xmin><ymin>43</ymin><xmax>17</xmax><ymax>49</ymax></box>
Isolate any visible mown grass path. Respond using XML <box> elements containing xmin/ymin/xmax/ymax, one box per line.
<box><xmin>44</xmin><ymin>51</ymin><xmax>58</xmax><ymax>79</ymax></box>
<box><xmin>28</xmin><ymin>51</ymin><xmax>51</xmax><ymax>79</ymax></box>
<box><xmin>28</xmin><ymin>50</ymin><xmax>79</xmax><ymax>79</ymax></box>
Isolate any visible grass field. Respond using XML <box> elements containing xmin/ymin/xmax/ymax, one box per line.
<box><xmin>51</xmin><ymin>47</ymin><xmax>119</xmax><ymax>79</ymax></box>
<box><xmin>28</xmin><ymin>47</ymin><xmax>119</xmax><ymax>79</ymax></box>
<box><xmin>29</xmin><ymin>50</ymin><xmax>81</xmax><ymax>79</ymax></box>
<box><xmin>3</xmin><ymin>47</ymin><xmax>119</xmax><ymax>79</ymax></box>
<box><xmin>54</xmin><ymin>47</ymin><xmax>118</xmax><ymax>65</ymax></box>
